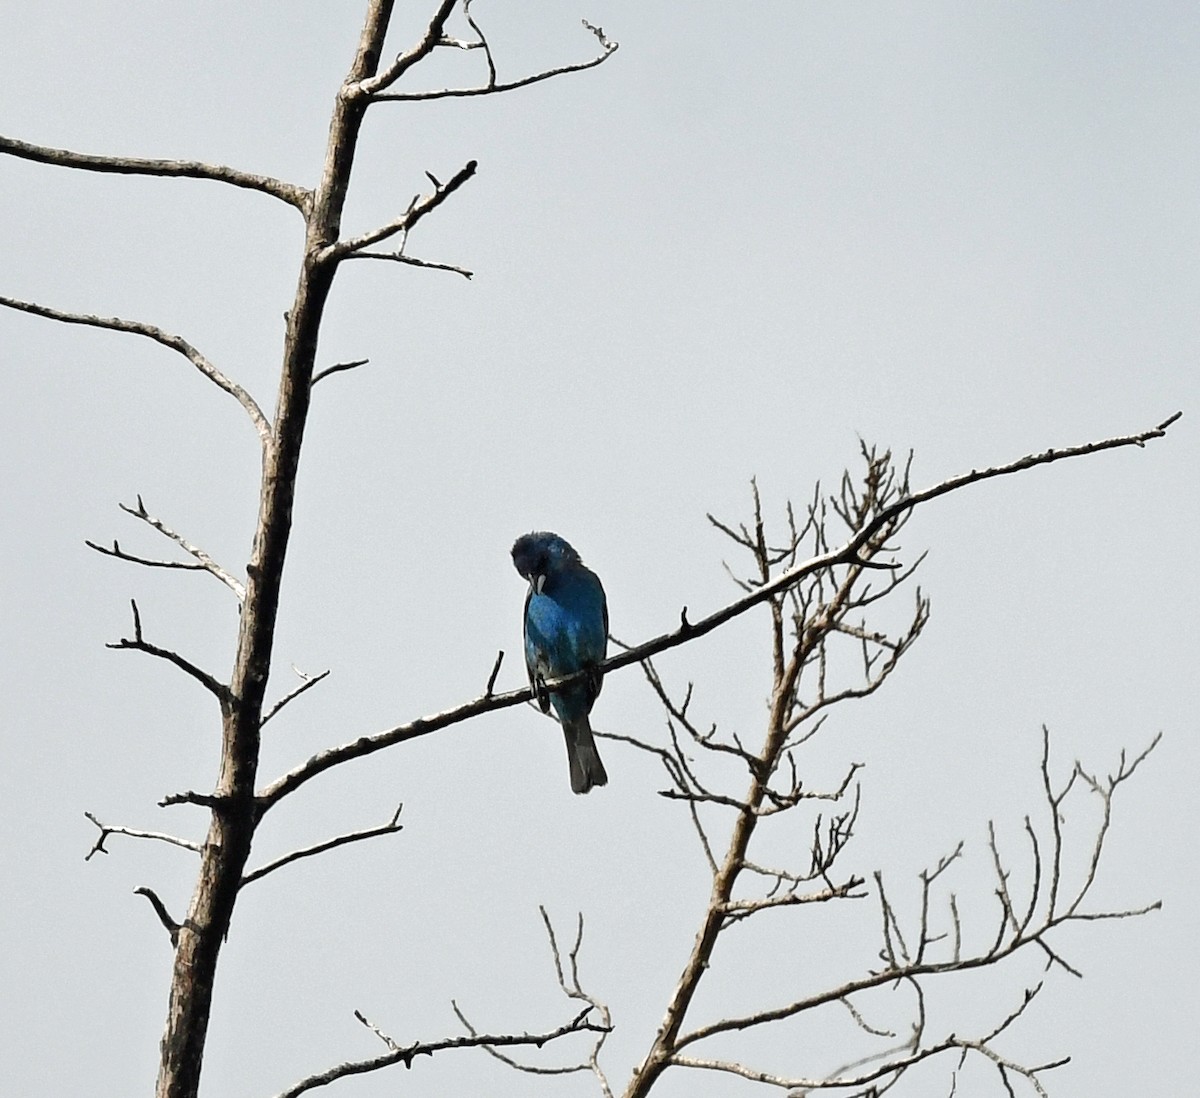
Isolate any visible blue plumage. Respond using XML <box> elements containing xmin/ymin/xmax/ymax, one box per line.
<box><xmin>511</xmin><ymin>532</ymin><xmax>609</xmax><ymax>793</ymax></box>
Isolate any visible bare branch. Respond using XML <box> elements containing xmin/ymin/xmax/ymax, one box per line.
<box><xmin>839</xmin><ymin>995</ymin><xmax>897</xmax><ymax>1039</ymax></box>
<box><xmin>134</xmin><ymin>886</ymin><xmax>182</xmax><ymax>947</ymax></box>
<box><xmin>352</xmin><ymin>0</ymin><xmax>461</xmax><ymax>97</ymax></box>
<box><xmin>257</xmin><ymin>679</ymin><xmax>530</xmax><ymax>807</ymax></box>
<box><xmin>485</xmin><ymin>650</ymin><xmax>505</xmax><ymax>696</ymax></box>
<box><xmin>84</xmin><ymin>810</ymin><xmax>201</xmax><ymax>860</ymax></box>
<box><xmin>719</xmin><ymin>878</ymin><xmax>864</xmax><ymax>920</ymax></box>
<box><xmin>346</xmin><ymin>250</ymin><xmax>474</xmax><ymax>278</ymax></box>
<box><xmin>667</xmin><ymin>1037</ymin><xmax>961</xmax><ymax>1092</ymax></box>
<box><xmin>354</xmin><ymin>1010</ymin><xmax>400</xmax><ymax>1052</ymax></box>
<box><xmin>85</xmin><ymin>538</ymin><xmax>208</xmax><ymax>575</ymax></box>
<box><xmin>106</xmin><ymin>599</ymin><xmax>229</xmax><ymax>702</ymax></box>
<box><xmin>676</xmin><ymin>808</ymin><xmax>1158</xmax><ymax>1058</ymax></box>
<box><xmin>452</xmin><ymin>1004</ymin><xmax>593</xmax><ymax>1078</ymax></box>
<box><xmin>988</xmin><ymin>819</ymin><xmax>1021</xmax><ymax>945</ymax></box>
<box><xmin>372</xmin><ymin>19</ymin><xmax>618</xmax><ymax>102</ymax></box>
<box><xmin>259</xmin><ymin>420</ymin><xmax>1177</xmax><ymax>805</ymax></box>
<box><xmin>272</xmin><ymin>1007</ymin><xmax>607</xmax><ymax>1098</ymax></box>
<box><xmin>594</xmin><ymin>415</ymin><xmax>1182</xmax><ymax>685</ymax></box>
<box><xmin>158</xmin><ymin>790</ymin><xmax>227</xmax><ymax>810</ymax></box>
<box><xmin>670</xmin><ymin>1027</ymin><xmax>1068</xmax><ymax>1096</ymax></box>
<box><xmin>463</xmin><ymin>0</ymin><xmax>497</xmax><ymax>85</ymax></box>
<box><xmin>0</xmin><ymin>132</ymin><xmax>309</xmax><ymax>209</ymax></box>
<box><xmin>261</xmin><ymin>668</ymin><xmax>332</xmax><ymax>727</ymax></box>
<box><xmin>113</xmin><ymin>496</ymin><xmax>246</xmax><ymax>600</ymax></box>
<box><xmin>327</xmin><ymin>159</ymin><xmax>478</xmax><ymax>258</ymax></box>
<box><xmin>311</xmin><ymin>358</ymin><xmax>369</xmax><ymax>387</ymax></box>
<box><xmin>0</xmin><ymin>295</ymin><xmax>271</xmax><ymax>442</ymax></box>
<box><xmin>454</xmin><ymin>908</ymin><xmax>614</xmax><ymax>1090</ymax></box>
<box><xmin>240</xmin><ymin>805</ymin><xmax>403</xmax><ymax>888</ymax></box>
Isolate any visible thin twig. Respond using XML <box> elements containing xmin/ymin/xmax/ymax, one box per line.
<box><xmin>346</xmin><ymin>251</ymin><xmax>474</xmax><ymax>278</ymax></box>
<box><xmin>485</xmin><ymin>650</ymin><xmax>505</xmax><ymax>696</ymax></box>
<box><xmin>240</xmin><ymin>805</ymin><xmax>404</xmax><ymax>887</ymax></box>
<box><xmin>453</xmin><ymin>906</ymin><xmax>614</xmax><ymax>1091</ymax></box>
<box><xmin>463</xmin><ymin>0</ymin><xmax>497</xmax><ymax>86</ymax></box>
<box><xmin>354</xmin><ymin>1010</ymin><xmax>399</xmax><ymax>1052</ymax></box>
<box><xmin>261</xmin><ymin>668</ymin><xmax>332</xmax><ymax>727</ymax></box>
<box><xmin>311</xmin><ymin>358</ymin><xmax>369</xmax><ymax>387</ymax></box>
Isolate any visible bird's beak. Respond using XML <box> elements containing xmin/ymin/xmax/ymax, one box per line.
<box><xmin>534</xmin><ymin>573</ymin><xmax>547</xmax><ymax>594</ymax></box>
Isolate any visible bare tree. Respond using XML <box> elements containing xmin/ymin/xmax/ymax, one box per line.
<box><xmin>611</xmin><ymin>450</ymin><xmax>1165</xmax><ymax>1097</ymax></box>
<box><xmin>1</xmin><ymin>5</ymin><xmax>1175</xmax><ymax>1098</ymax></box>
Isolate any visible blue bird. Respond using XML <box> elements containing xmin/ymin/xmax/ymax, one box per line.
<box><xmin>511</xmin><ymin>531</ymin><xmax>609</xmax><ymax>794</ymax></box>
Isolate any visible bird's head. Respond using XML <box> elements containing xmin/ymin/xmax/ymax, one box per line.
<box><xmin>512</xmin><ymin>531</ymin><xmax>581</xmax><ymax>593</ymax></box>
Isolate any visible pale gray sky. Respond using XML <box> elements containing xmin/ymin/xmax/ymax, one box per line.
<box><xmin>2</xmin><ymin>3</ymin><xmax>1196</xmax><ymax>1095</ymax></box>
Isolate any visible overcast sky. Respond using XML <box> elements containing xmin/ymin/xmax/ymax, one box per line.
<box><xmin>2</xmin><ymin>3</ymin><xmax>1197</xmax><ymax>1096</ymax></box>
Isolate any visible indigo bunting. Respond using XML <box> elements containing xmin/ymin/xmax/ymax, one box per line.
<box><xmin>511</xmin><ymin>531</ymin><xmax>609</xmax><ymax>794</ymax></box>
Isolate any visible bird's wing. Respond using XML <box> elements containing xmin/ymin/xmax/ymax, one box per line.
<box><xmin>586</xmin><ymin>567</ymin><xmax>608</xmax><ymax>704</ymax></box>
<box><xmin>523</xmin><ymin>585</ymin><xmax>552</xmax><ymax>713</ymax></box>
<box><xmin>522</xmin><ymin>584</ymin><xmax>536</xmax><ymax>686</ymax></box>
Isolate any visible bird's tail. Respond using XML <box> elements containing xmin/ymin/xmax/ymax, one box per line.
<box><xmin>562</xmin><ymin>715</ymin><xmax>608</xmax><ymax>794</ymax></box>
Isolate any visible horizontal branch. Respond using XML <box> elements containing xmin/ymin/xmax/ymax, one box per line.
<box><xmin>674</xmin><ymin>896</ymin><xmax>1155</xmax><ymax>1054</ymax></box>
<box><xmin>240</xmin><ymin>805</ymin><xmax>403</xmax><ymax>888</ymax></box>
<box><xmin>372</xmin><ymin>19</ymin><xmax>618</xmax><ymax>102</ymax></box>
<box><xmin>719</xmin><ymin>878</ymin><xmax>865</xmax><ymax>919</ymax></box>
<box><xmin>344</xmin><ymin>250</ymin><xmax>473</xmax><ymax>279</ymax></box>
<box><xmin>84</xmin><ymin>810</ymin><xmax>201</xmax><ymax>860</ymax></box>
<box><xmin>85</xmin><ymin>538</ymin><xmax>208</xmax><ymax>575</ymax></box>
<box><xmin>256</xmin><ymin>416</ymin><xmax>1179</xmax><ymax>809</ymax></box>
<box><xmin>668</xmin><ymin>1028</ymin><xmax>1065</xmax><ymax>1095</ymax></box>
<box><xmin>0</xmin><ymin>132</ymin><xmax>309</xmax><ymax>210</ymax></box>
<box><xmin>158</xmin><ymin>790</ymin><xmax>227</xmax><ymax>810</ymax></box>
<box><xmin>273</xmin><ymin>1007</ymin><xmax>605</xmax><ymax>1098</ymax></box>
<box><xmin>0</xmin><ymin>295</ymin><xmax>271</xmax><ymax>442</ymax></box>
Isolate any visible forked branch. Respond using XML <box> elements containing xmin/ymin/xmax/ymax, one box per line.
<box><xmin>84</xmin><ymin>811</ymin><xmax>201</xmax><ymax>860</ymax></box>
<box><xmin>86</xmin><ymin>496</ymin><xmax>246</xmax><ymax>600</ymax></box>
<box><xmin>106</xmin><ymin>599</ymin><xmax>229</xmax><ymax>703</ymax></box>
<box><xmin>372</xmin><ymin>16</ymin><xmax>618</xmax><ymax>102</ymax></box>
<box><xmin>329</xmin><ymin>159</ymin><xmax>478</xmax><ymax>258</ymax></box>
<box><xmin>273</xmin><ymin>1006</ymin><xmax>607</xmax><ymax>1098</ymax></box>
<box><xmin>453</xmin><ymin>907</ymin><xmax>614</xmax><ymax>1090</ymax></box>
<box><xmin>613</xmin><ymin>450</ymin><xmax>1165</xmax><ymax>1098</ymax></box>
<box><xmin>639</xmin><ymin>734</ymin><xmax>1161</xmax><ymax>1096</ymax></box>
